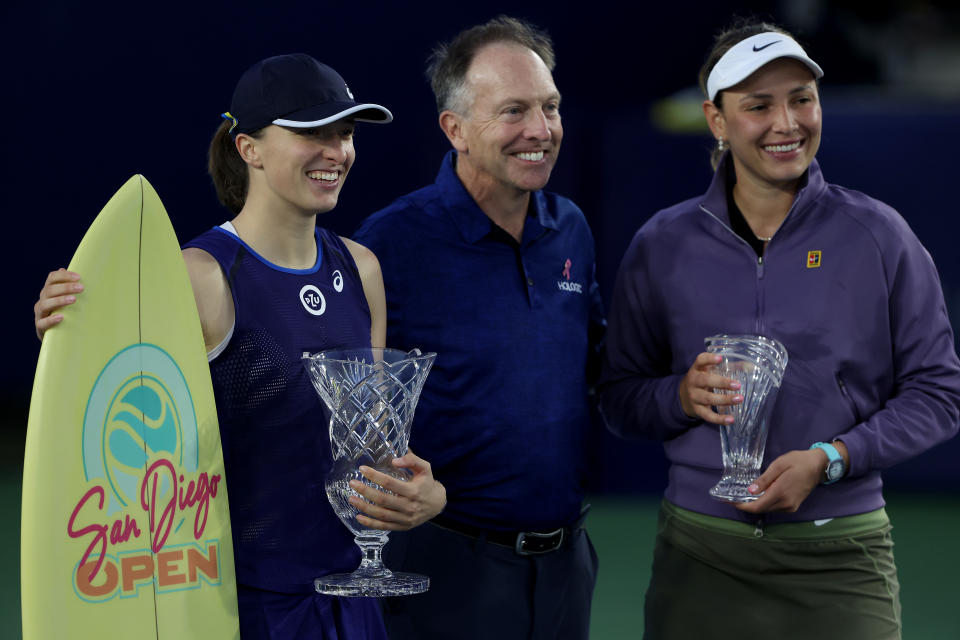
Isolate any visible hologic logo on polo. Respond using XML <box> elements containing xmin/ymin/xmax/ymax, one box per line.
<box><xmin>557</xmin><ymin>258</ymin><xmax>583</xmax><ymax>294</ymax></box>
<box><xmin>300</xmin><ymin>284</ymin><xmax>327</xmax><ymax>315</ymax></box>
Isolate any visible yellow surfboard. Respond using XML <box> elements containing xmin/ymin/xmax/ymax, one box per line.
<box><xmin>22</xmin><ymin>176</ymin><xmax>239</xmax><ymax>638</ymax></box>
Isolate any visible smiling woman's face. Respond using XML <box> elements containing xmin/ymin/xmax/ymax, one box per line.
<box><xmin>708</xmin><ymin>58</ymin><xmax>821</xmax><ymax>192</ymax></box>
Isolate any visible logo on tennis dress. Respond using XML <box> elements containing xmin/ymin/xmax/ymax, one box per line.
<box><xmin>557</xmin><ymin>258</ymin><xmax>583</xmax><ymax>294</ymax></box>
<box><xmin>332</xmin><ymin>270</ymin><xmax>344</xmax><ymax>293</ymax></box>
<box><xmin>300</xmin><ymin>284</ymin><xmax>327</xmax><ymax>315</ymax></box>
<box><xmin>70</xmin><ymin>343</ymin><xmax>223</xmax><ymax>602</ymax></box>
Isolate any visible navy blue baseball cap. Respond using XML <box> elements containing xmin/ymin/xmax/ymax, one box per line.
<box><xmin>223</xmin><ymin>53</ymin><xmax>393</xmax><ymax>137</ymax></box>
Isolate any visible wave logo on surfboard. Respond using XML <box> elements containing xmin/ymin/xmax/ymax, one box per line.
<box><xmin>68</xmin><ymin>343</ymin><xmax>224</xmax><ymax>603</ymax></box>
<box><xmin>103</xmin><ymin>375</ymin><xmax>183</xmax><ymax>508</ymax></box>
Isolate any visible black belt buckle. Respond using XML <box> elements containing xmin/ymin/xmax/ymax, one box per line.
<box><xmin>515</xmin><ymin>527</ymin><xmax>564</xmax><ymax>555</ymax></box>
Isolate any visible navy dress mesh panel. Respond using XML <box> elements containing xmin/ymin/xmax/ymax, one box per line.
<box><xmin>184</xmin><ymin>226</ymin><xmax>372</xmax><ymax>593</ymax></box>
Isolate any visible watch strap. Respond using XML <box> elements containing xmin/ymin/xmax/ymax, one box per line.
<box><xmin>810</xmin><ymin>441</ymin><xmax>844</xmax><ymax>484</ymax></box>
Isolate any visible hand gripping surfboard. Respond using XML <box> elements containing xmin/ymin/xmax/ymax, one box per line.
<box><xmin>22</xmin><ymin>175</ymin><xmax>239</xmax><ymax>638</ymax></box>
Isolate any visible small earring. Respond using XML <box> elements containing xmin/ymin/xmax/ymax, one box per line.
<box><xmin>717</xmin><ymin>138</ymin><xmax>726</xmax><ymax>152</ymax></box>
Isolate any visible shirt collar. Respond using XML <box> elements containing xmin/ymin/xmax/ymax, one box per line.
<box><xmin>435</xmin><ymin>150</ymin><xmax>559</xmax><ymax>244</ymax></box>
<box><xmin>701</xmin><ymin>151</ymin><xmax>825</xmax><ymax>225</ymax></box>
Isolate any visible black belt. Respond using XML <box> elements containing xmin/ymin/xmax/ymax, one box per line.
<box><xmin>431</xmin><ymin>505</ymin><xmax>589</xmax><ymax>556</ymax></box>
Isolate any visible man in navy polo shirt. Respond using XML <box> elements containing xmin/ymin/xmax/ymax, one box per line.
<box><xmin>353</xmin><ymin>15</ymin><xmax>604</xmax><ymax>640</ymax></box>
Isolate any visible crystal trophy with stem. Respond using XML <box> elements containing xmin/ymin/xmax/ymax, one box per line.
<box><xmin>705</xmin><ymin>334</ymin><xmax>788</xmax><ymax>503</ymax></box>
<box><xmin>303</xmin><ymin>347</ymin><xmax>436</xmax><ymax>597</ymax></box>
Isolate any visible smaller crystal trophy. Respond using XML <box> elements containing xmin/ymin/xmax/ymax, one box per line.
<box><xmin>303</xmin><ymin>347</ymin><xmax>436</xmax><ymax>597</ymax></box>
<box><xmin>705</xmin><ymin>334</ymin><xmax>788</xmax><ymax>503</ymax></box>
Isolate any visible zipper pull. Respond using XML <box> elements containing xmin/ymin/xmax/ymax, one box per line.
<box><xmin>754</xmin><ymin>518</ymin><xmax>765</xmax><ymax>538</ymax></box>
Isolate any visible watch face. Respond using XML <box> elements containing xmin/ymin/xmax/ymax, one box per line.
<box><xmin>826</xmin><ymin>459</ymin><xmax>845</xmax><ymax>481</ymax></box>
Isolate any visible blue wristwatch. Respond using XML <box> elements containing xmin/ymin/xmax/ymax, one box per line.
<box><xmin>810</xmin><ymin>442</ymin><xmax>845</xmax><ymax>484</ymax></box>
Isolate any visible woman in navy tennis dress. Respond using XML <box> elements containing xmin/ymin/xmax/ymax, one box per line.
<box><xmin>36</xmin><ymin>53</ymin><xmax>447</xmax><ymax>639</ymax></box>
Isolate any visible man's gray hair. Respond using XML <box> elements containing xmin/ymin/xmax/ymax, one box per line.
<box><xmin>426</xmin><ymin>15</ymin><xmax>556</xmax><ymax>115</ymax></box>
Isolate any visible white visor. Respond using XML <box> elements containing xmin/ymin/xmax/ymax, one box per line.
<box><xmin>706</xmin><ymin>32</ymin><xmax>823</xmax><ymax>102</ymax></box>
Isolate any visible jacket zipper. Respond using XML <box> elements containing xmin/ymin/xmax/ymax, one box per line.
<box><xmin>835</xmin><ymin>372</ymin><xmax>863</xmax><ymax>424</ymax></box>
<box><xmin>700</xmin><ymin>195</ymin><xmax>802</xmax><ymax>338</ymax></box>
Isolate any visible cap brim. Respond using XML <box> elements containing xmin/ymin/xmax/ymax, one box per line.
<box><xmin>706</xmin><ymin>32</ymin><xmax>824</xmax><ymax>102</ymax></box>
<box><xmin>273</xmin><ymin>102</ymin><xmax>393</xmax><ymax>127</ymax></box>
<box><xmin>721</xmin><ymin>54</ymin><xmax>823</xmax><ymax>97</ymax></box>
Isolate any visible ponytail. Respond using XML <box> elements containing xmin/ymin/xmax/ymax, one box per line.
<box><xmin>208</xmin><ymin>120</ymin><xmax>261</xmax><ymax>214</ymax></box>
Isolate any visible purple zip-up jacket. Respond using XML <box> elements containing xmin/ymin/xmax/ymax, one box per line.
<box><xmin>598</xmin><ymin>155</ymin><xmax>960</xmax><ymax>524</ymax></box>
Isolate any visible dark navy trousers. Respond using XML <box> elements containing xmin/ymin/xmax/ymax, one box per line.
<box><xmin>381</xmin><ymin>520</ymin><xmax>598</xmax><ymax>639</ymax></box>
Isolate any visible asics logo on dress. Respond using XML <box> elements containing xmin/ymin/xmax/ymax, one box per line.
<box><xmin>300</xmin><ymin>284</ymin><xmax>327</xmax><ymax>316</ymax></box>
<box><xmin>332</xmin><ymin>270</ymin><xmax>344</xmax><ymax>292</ymax></box>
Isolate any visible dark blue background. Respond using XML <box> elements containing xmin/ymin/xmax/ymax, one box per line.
<box><xmin>4</xmin><ymin>1</ymin><xmax>959</xmax><ymax>493</ymax></box>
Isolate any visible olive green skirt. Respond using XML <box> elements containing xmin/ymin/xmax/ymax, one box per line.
<box><xmin>643</xmin><ymin>500</ymin><xmax>901</xmax><ymax>640</ymax></box>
